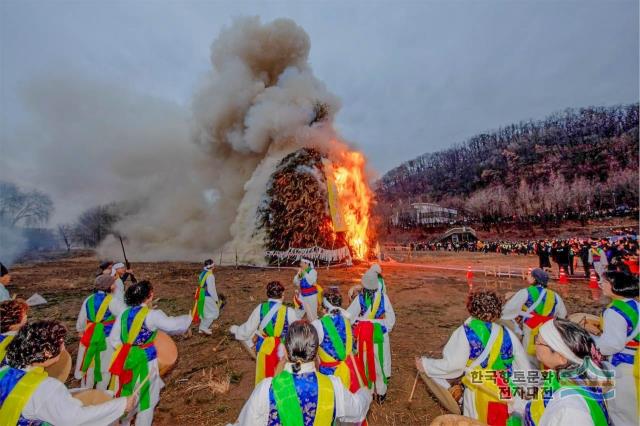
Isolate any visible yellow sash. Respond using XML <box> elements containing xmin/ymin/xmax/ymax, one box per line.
<box><xmin>461</xmin><ymin>326</ymin><xmax>506</xmax><ymax>423</ymax></box>
<box><xmin>314</xmin><ymin>372</ymin><xmax>335</xmax><ymax>425</ymax></box>
<box><xmin>0</xmin><ymin>335</ymin><xmax>15</xmax><ymax>362</ymax></box>
<box><xmin>0</xmin><ymin>367</ymin><xmax>48</xmax><ymax>425</ymax></box>
<box><xmin>367</xmin><ymin>291</ymin><xmax>382</xmax><ymax>320</ymax></box>
<box><xmin>318</xmin><ymin>319</ymin><xmax>353</xmax><ymax>388</ymax></box>
<box><xmin>255</xmin><ymin>305</ymin><xmax>287</xmax><ymax>384</ymax></box>
<box><xmin>95</xmin><ymin>294</ymin><xmax>113</xmax><ymax>323</ymax></box>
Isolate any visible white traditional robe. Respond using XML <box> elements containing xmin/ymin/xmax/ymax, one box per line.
<box><xmin>538</xmin><ymin>389</ymin><xmax>603</xmax><ymax>426</ymax></box>
<box><xmin>420</xmin><ymin>318</ymin><xmax>532</xmax><ymax>420</ymax></box>
<box><xmin>74</xmin><ymin>292</ymin><xmax>127</xmax><ymax>389</ymax></box>
<box><xmin>230</xmin><ymin>362</ymin><xmax>372</xmax><ymax>426</ymax></box>
<box><xmin>592</xmin><ymin>298</ymin><xmax>639</xmax><ymax>426</ymax></box>
<box><xmin>501</xmin><ymin>286</ymin><xmax>567</xmax><ymax>364</ymax></box>
<box><xmin>293</xmin><ymin>268</ymin><xmax>319</xmax><ymax>321</ymax></box>
<box><xmin>0</xmin><ymin>283</ymin><xmax>10</xmax><ymax>302</ymax></box>
<box><xmin>112</xmin><ymin>277</ymin><xmax>125</xmax><ymax>303</ymax></box>
<box><xmin>230</xmin><ymin>299</ymin><xmax>298</xmax><ymax>359</ymax></box>
<box><xmin>108</xmin><ymin>304</ymin><xmax>191</xmax><ymax>426</ymax></box>
<box><xmin>16</xmin><ymin>367</ymin><xmax>128</xmax><ymax>426</ymax></box>
<box><xmin>346</xmin><ymin>291</ymin><xmax>395</xmax><ymax>396</ymax></box>
<box><xmin>198</xmin><ymin>271</ymin><xmax>220</xmax><ymax>332</ymax></box>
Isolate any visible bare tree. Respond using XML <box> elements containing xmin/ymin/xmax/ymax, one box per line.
<box><xmin>71</xmin><ymin>204</ymin><xmax>121</xmax><ymax>248</ymax></box>
<box><xmin>58</xmin><ymin>224</ymin><xmax>73</xmax><ymax>252</ymax></box>
<box><xmin>0</xmin><ymin>181</ymin><xmax>54</xmax><ymax>227</ymax></box>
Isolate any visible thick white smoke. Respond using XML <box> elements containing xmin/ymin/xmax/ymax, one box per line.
<box><xmin>99</xmin><ymin>16</ymin><xmax>355</xmax><ymax>263</ymax></box>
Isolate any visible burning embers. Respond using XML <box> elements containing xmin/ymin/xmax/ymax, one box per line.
<box><xmin>259</xmin><ymin>146</ymin><xmax>373</xmax><ymax>263</ymax></box>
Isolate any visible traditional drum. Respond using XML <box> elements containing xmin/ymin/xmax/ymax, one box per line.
<box><xmin>72</xmin><ymin>389</ymin><xmax>113</xmax><ymax>406</ymax></box>
<box><xmin>568</xmin><ymin>313</ymin><xmax>602</xmax><ymax>336</ymax></box>
<box><xmin>419</xmin><ymin>371</ymin><xmax>462</xmax><ymax>415</ymax></box>
<box><xmin>430</xmin><ymin>414</ymin><xmax>485</xmax><ymax>426</ymax></box>
<box><xmin>45</xmin><ymin>348</ymin><xmax>72</xmax><ymax>383</ymax></box>
<box><xmin>155</xmin><ymin>331</ymin><xmax>178</xmax><ymax>376</ymax></box>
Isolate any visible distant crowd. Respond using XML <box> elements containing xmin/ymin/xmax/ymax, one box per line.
<box><xmin>399</xmin><ymin>231</ymin><xmax>639</xmax><ymax>277</ymax></box>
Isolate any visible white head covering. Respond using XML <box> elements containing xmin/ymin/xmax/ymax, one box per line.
<box><xmin>300</xmin><ymin>258</ymin><xmax>314</xmax><ymax>269</ymax></box>
<box><xmin>538</xmin><ymin>320</ymin><xmax>583</xmax><ymax>365</ymax></box>
<box><xmin>111</xmin><ymin>262</ymin><xmax>125</xmax><ymax>277</ymax></box>
<box><xmin>204</xmin><ymin>262</ymin><xmax>215</xmax><ymax>271</ymax></box>
<box><xmin>361</xmin><ymin>269</ymin><xmax>378</xmax><ymax>290</ymax></box>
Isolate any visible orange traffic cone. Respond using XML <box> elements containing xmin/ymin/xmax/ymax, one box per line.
<box><xmin>559</xmin><ymin>267</ymin><xmax>568</xmax><ymax>285</ymax></box>
<box><xmin>466</xmin><ymin>265</ymin><xmax>474</xmax><ymax>281</ymax></box>
<box><xmin>589</xmin><ymin>271</ymin><xmax>599</xmax><ymax>289</ymax></box>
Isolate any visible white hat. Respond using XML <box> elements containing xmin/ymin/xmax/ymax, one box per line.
<box><xmin>111</xmin><ymin>262</ymin><xmax>125</xmax><ymax>276</ymax></box>
<box><xmin>300</xmin><ymin>258</ymin><xmax>314</xmax><ymax>268</ymax></box>
<box><xmin>361</xmin><ymin>269</ymin><xmax>379</xmax><ymax>290</ymax></box>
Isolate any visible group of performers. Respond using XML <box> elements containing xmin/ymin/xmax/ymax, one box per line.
<box><xmin>418</xmin><ymin>267</ymin><xmax>638</xmax><ymax>426</ymax></box>
<box><xmin>0</xmin><ymin>255</ymin><xmax>637</xmax><ymax>426</ymax></box>
<box><xmin>229</xmin><ymin>259</ymin><xmax>395</xmax><ymax>424</ymax></box>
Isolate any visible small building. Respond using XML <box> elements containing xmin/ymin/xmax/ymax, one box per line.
<box><xmin>435</xmin><ymin>226</ymin><xmax>478</xmax><ymax>245</ymax></box>
<box><xmin>411</xmin><ymin>203</ymin><xmax>457</xmax><ymax>226</ymax></box>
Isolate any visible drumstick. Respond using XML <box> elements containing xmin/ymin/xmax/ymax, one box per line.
<box><xmin>408</xmin><ymin>371</ymin><xmax>419</xmax><ymax>402</ymax></box>
<box><xmin>212</xmin><ymin>336</ymin><xmax>228</xmax><ymax>352</ymax></box>
<box><xmin>133</xmin><ymin>374</ymin><xmax>151</xmax><ymax>396</ymax></box>
<box><xmin>349</xmin><ymin>354</ymin><xmax>366</xmax><ymax>389</ymax></box>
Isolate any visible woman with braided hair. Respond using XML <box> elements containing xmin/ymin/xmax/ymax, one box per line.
<box><xmin>232</xmin><ymin>320</ymin><xmax>372</xmax><ymax>425</ymax></box>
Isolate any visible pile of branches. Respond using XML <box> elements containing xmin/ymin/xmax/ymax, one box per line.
<box><xmin>258</xmin><ymin>148</ymin><xmax>346</xmax><ymax>263</ymax></box>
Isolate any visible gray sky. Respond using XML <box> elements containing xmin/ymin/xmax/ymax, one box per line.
<box><xmin>1</xmin><ymin>0</ymin><xmax>638</xmax><ymax>221</ymax></box>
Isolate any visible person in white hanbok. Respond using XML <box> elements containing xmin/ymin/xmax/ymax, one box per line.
<box><xmin>230</xmin><ymin>320</ymin><xmax>372</xmax><ymax>426</ymax></box>
<box><xmin>1</xmin><ymin>320</ymin><xmax>133</xmax><ymax>426</ymax></box>
<box><xmin>511</xmin><ymin>318</ymin><xmax>612</xmax><ymax>426</ymax></box>
<box><xmin>108</xmin><ymin>280</ymin><xmax>192</xmax><ymax>426</ymax></box>
<box><xmin>0</xmin><ymin>262</ymin><xmax>12</xmax><ymax>302</ymax></box>
<box><xmin>230</xmin><ymin>281</ymin><xmax>298</xmax><ymax>384</ymax></box>
<box><xmin>75</xmin><ymin>274</ymin><xmax>127</xmax><ymax>390</ymax></box>
<box><xmin>110</xmin><ymin>262</ymin><xmax>136</xmax><ymax>303</ymax></box>
<box><xmin>347</xmin><ymin>264</ymin><xmax>395</xmax><ymax>402</ymax></box>
<box><xmin>192</xmin><ymin>259</ymin><xmax>222</xmax><ymax>335</ymax></box>
<box><xmin>293</xmin><ymin>258</ymin><xmax>320</xmax><ymax>321</ymax></box>
<box><xmin>417</xmin><ymin>290</ymin><xmax>531</xmax><ymax>424</ymax></box>
<box><xmin>592</xmin><ymin>271</ymin><xmax>638</xmax><ymax>426</ymax></box>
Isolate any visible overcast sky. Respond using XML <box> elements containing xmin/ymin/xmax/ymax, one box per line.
<box><xmin>1</xmin><ymin>0</ymin><xmax>638</xmax><ymax>220</ymax></box>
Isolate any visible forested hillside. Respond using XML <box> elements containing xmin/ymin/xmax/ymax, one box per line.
<box><xmin>376</xmin><ymin>104</ymin><xmax>639</xmax><ymax>228</ymax></box>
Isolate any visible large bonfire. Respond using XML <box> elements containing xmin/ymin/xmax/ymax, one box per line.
<box><xmin>98</xmin><ymin>17</ymin><xmax>374</xmax><ymax>265</ymax></box>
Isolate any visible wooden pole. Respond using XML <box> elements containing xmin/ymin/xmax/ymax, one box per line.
<box><xmin>408</xmin><ymin>371</ymin><xmax>420</xmax><ymax>402</ymax></box>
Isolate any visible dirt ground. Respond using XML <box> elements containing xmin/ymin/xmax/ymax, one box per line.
<box><xmin>8</xmin><ymin>251</ymin><xmax>606</xmax><ymax>425</ymax></box>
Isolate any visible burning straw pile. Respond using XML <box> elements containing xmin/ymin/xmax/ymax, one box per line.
<box><xmin>258</xmin><ymin>148</ymin><xmax>347</xmax><ymax>261</ymax></box>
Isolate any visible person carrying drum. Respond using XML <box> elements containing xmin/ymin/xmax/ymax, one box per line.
<box><xmin>230</xmin><ymin>281</ymin><xmax>298</xmax><ymax>385</ymax></box>
<box><xmin>417</xmin><ymin>290</ymin><xmax>531</xmax><ymax>426</ymax></box>
<box><xmin>347</xmin><ymin>264</ymin><xmax>395</xmax><ymax>403</ymax></box>
<box><xmin>75</xmin><ymin>274</ymin><xmax>127</xmax><ymax>390</ymax></box>
<box><xmin>192</xmin><ymin>259</ymin><xmax>222</xmax><ymax>335</ymax></box>
<box><xmin>108</xmin><ymin>280</ymin><xmax>192</xmax><ymax>426</ymax></box>
<box><xmin>0</xmin><ymin>299</ymin><xmax>28</xmax><ymax>364</ymax></box>
<box><xmin>592</xmin><ymin>271</ymin><xmax>639</xmax><ymax>426</ymax></box>
<box><xmin>232</xmin><ymin>320</ymin><xmax>372</xmax><ymax>425</ymax></box>
<box><xmin>501</xmin><ymin>268</ymin><xmax>567</xmax><ymax>364</ymax></box>
<box><xmin>1</xmin><ymin>320</ymin><xmax>134</xmax><ymax>425</ymax></box>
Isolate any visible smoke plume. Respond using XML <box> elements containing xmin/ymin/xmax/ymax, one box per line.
<box><xmin>98</xmin><ymin>16</ymin><xmax>359</xmax><ymax>263</ymax></box>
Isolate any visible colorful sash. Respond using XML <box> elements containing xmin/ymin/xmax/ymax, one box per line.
<box><xmin>109</xmin><ymin>306</ymin><xmax>155</xmax><ymax>410</ymax></box>
<box><xmin>192</xmin><ymin>270</ymin><xmax>212</xmax><ymax>324</ymax></box>
<box><xmin>524</xmin><ymin>372</ymin><xmax>610</xmax><ymax>426</ymax></box>
<box><xmin>359</xmin><ymin>291</ymin><xmax>383</xmax><ymax>320</ymax></box>
<box><xmin>79</xmin><ymin>292</ymin><xmax>114</xmax><ymax>384</ymax></box>
<box><xmin>353</xmin><ymin>321</ymin><xmax>386</xmax><ymax>389</ymax></box>
<box><xmin>271</xmin><ymin>370</ymin><xmax>335</xmax><ymax>426</ymax></box>
<box><xmin>256</xmin><ymin>302</ymin><xmax>287</xmax><ymax>385</ymax></box>
<box><xmin>521</xmin><ymin>286</ymin><xmax>557</xmax><ymax>355</ymax></box>
<box><xmin>298</xmin><ymin>268</ymin><xmax>318</xmax><ymax>297</ymax></box>
<box><xmin>0</xmin><ymin>366</ymin><xmax>48</xmax><ymax>426</ymax></box>
<box><xmin>462</xmin><ymin>319</ymin><xmax>514</xmax><ymax>426</ymax></box>
<box><xmin>0</xmin><ymin>334</ymin><xmax>15</xmax><ymax>363</ymax></box>
<box><xmin>318</xmin><ymin>314</ymin><xmax>364</xmax><ymax>392</ymax></box>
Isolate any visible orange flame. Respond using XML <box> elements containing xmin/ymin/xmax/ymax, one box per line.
<box><xmin>331</xmin><ymin>150</ymin><xmax>372</xmax><ymax>260</ymax></box>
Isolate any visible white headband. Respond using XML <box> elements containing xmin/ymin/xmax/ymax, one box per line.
<box><xmin>300</xmin><ymin>258</ymin><xmax>314</xmax><ymax>268</ymax></box>
<box><xmin>322</xmin><ymin>298</ymin><xmax>352</xmax><ymax>321</ymax></box>
<box><xmin>111</xmin><ymin>262</ymin><xmax>125</xmax><ymax>276</ymax></box>
<box><xmin>538</xmin><ymin>320</ymin><xmax>583</xmax><ymax>365</ymax></box>
<box><xmin>204</xmin><ymin>263</ymin><xmax>215</xmax><ymax>271</ymax></box>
